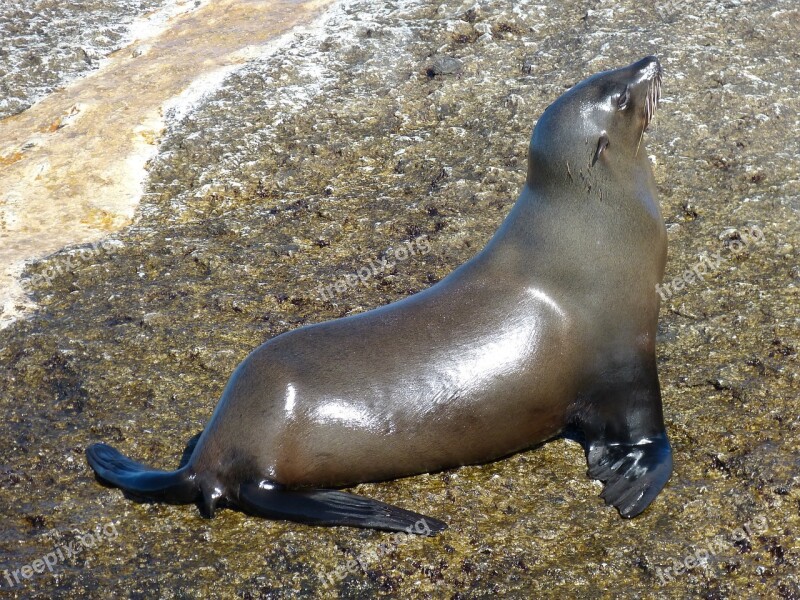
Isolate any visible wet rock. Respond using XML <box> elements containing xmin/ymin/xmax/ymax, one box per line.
<box><xmin>426</xmin><ymin>55</ymin><xmax>464</xmax><ymax>77</ymax></box>
<box><xmin>0</xmin><ymin>0</ymin><xmax>171</xmax><ymax>118</ymax></box>
<box><xmin>1</xmin><ymin>0</ymin><xmax>798</xmax><ymax>597</ymax></box>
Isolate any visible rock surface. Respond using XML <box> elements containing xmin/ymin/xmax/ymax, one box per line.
<box><xmin>0</xmin><ymin>0</ymin><xmax>798</xmax><ymax>597</ymax></box>
<box><xmin>0</xmin><ymin>0</ymin><xmax>172</xmax><ymax>118</ymax></box>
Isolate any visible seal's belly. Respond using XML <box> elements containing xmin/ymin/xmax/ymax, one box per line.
<box><xmin>272</xmin><ymin>342</ymin><xmax>577</xmax><ymax>487</ymax></box>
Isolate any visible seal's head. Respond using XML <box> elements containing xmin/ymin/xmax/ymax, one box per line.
<box><xmin>527</xmin><ymin>56</ymin><xmax>662</xmax><ymax>186</ymax></box>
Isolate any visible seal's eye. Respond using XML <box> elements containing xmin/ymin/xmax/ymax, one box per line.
<box><xmin>616</xmin><ymin>87</ymin><xmax>630</xmax><ymax>110</ymax></box>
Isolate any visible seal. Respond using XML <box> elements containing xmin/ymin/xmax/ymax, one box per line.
<box><xmin>87</xmin><ymin>56</ymin><xmax>671</xmax><ymax>534</ymax></box>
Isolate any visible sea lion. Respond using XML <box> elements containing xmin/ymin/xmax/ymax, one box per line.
<box><xmin>87</xmin><ymin>56</ymin><xmax>671</xmax><ymax>534</ymax></box>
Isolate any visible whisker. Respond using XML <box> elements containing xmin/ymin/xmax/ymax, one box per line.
<box><xmin>642</xmin><ymin>65</ymin><xmax>662</xmax><ymax>132</ymax></box>
<box><xmin>637</xmin><ymin>64</ymin><xmax>662</xmax><ymax>155</ymax></box>
<box><xmin>636</xmin><ymin>124</ymin><xmax>645</xmax><ymax>157</ymax></box>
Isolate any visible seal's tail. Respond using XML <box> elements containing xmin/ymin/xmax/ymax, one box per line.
<box><xmin>237</xmin><ymin>483</ymin><xmax>446</xmax><ymax>535</ymax></box>
<box><xmin>86</xmin><ymin>443</ymin><xmax>198</xmax><ymax>504</ymax></box>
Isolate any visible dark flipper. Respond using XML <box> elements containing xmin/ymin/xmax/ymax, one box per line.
<box><xmin>179</xmin><ymin>432</ymin><xmax>203</xmax><ymax>469</ymax></box>
<box><xmin>587</xmin><ymin>434</ymin><xmax>672</xmax><ymax>518</ymax></box>
<box><xmin>86</xmin><ymin>443</ymin><xmax>197</xmax><ymax>504</ymax></box>
<box><xmin>87</xmin><ymin>443</ymin><xmax>446</xmax><ymax>533</ymax></box>
<box><xmin>574</xmin><ymin>354</ymin><xmax>673</xmax><ymax>518</ymax></box>
<box><xmin>238</xmin><ymin>483</ymin><xmax>447</xmax><ymax>535</ymax></box>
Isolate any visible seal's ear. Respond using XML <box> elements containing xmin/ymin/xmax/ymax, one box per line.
<box><xmin>592</xmin><ymin>132</ymin><xmax>609</xmax><ymax>167</ymax></box>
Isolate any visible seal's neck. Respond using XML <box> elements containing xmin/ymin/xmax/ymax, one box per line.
<box><xmin>525</xmin><ymin>141</ymin><xmax>655</xmax><ymax>207</ymax></box>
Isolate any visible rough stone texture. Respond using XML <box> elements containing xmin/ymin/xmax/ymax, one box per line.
<box><xmin>1</xmin><ymin>0</ymin><xmax>798</xmax><ymax>597</ymax></box>
<box><xmin>0</xmin><ymin>0</ymin><xmax>171</xmax><ymax>118</ymax></box>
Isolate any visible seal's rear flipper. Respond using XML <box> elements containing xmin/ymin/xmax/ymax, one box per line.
<box><xmin>86</xmin><ymin>443</ymin><xmax>197</xmax><ymax>504</ymax></box>
<box><xmin>238</xmin><ymin>483</ymin><xmax>447</xmax><ymax>535</ymax></box>
<box><xmin>179</xmin><ymin>432</ymin><xmax>203</xmax><ymax>468</ymax></box>
<box><xmin>586</xmin><ymin>434</ymin><xmax>672</xmax><ymax>518</ymax></box>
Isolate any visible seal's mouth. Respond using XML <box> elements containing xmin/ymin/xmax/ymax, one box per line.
<box><xmin>643</xmin><ymin>64</ymin><xmax>662</xmax><ymax>132</ymax></box>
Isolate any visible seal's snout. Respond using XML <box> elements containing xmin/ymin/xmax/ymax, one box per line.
<box><xmin>631</xmin><ymin>55</ymin><xmax>662</xmax><ymax>80</ymax></box>
<box><xmin>627</xmin><ymin>56</ymin><xmax>662</xmax><ymax>131</ymax></box>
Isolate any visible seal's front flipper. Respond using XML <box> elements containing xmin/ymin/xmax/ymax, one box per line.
<box><xmin>574</xmin><ymin>355</ymin><xmax>673</xmax><ymax>518</ymax></box>
<box><xmin>586</xmin><ymin>434</ymin><xmax>672</xmax><ymax>518</ymax></box>
<box><xmin>86</xmin><ymin>443</ymin><xmax>197</xmax><ymax>504</ymax></box>
<box><xmin>238</xmin><ymin>483</ymin><xmax>447</xmax><ymax>534</ymax></box>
